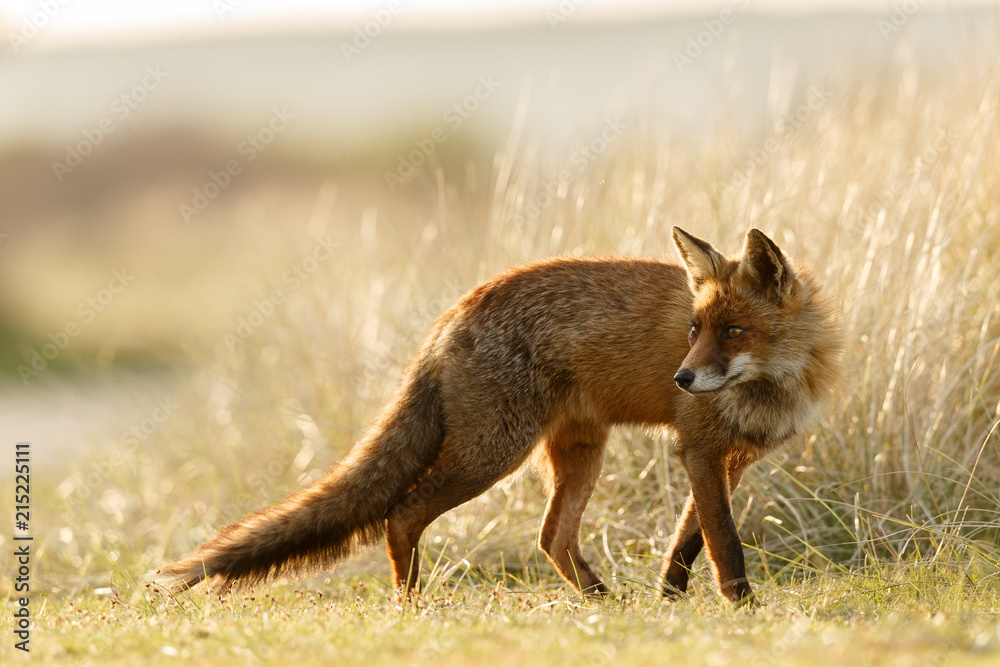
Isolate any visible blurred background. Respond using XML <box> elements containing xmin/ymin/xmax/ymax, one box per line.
<box><xmin>1</xmin><ymin>0</ymin><xmax>999</xmax><ymax>596</ymax></box>
<box><xmin>0</xmin><ymin>0</ymin><xmax>995</xmax><ymax>465</ymax></box>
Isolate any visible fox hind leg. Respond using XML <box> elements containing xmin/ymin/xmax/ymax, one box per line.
<box><xmin>537</xmin><ymin>421</ymin><xmax>610</xmax><ymax>597</ymax></box>
<box><xmin>385</xmin><ymin>461</ymin><xmax>497</xmax><ymax>595</ymax></box>
<box><xmin>385</xmin><ymin>432</ymin><xmax>540</xmax><ymax>595</ymax></box>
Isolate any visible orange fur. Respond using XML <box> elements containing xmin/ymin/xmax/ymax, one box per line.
<box><xmin>157</xmin><ymin>227</ymin><xmax>843</xmax><ymax>605</ymax></box>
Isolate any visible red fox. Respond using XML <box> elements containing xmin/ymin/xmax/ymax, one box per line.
<box><xmin>158</xmin><ymin>227</ymin><xmax>842</xmax><ymax>605</ymax></box>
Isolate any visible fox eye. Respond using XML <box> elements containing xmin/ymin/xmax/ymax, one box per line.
<box><xmin>722</xmin><ymin>326</ymin><xmax>745</xmax><ymax>340</ymax></box>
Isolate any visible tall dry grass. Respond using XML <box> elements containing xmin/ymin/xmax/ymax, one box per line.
<box><xmin>36</xmin><ymin>50</ymin><xmax>1000</xmax><ymax>599</ymax></box>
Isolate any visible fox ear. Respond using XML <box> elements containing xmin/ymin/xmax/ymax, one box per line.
<box><xmin>738</xmin><ymin>229</ymin><xmax>796</xmax><ymax>301</ymax></box>
<box><xmin>672</xmin><ymin>227</ymin><xmax>724</xmax><ymax>289</ymax></box>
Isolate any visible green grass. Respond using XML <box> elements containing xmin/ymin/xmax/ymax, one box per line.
<box><xmin>9</xmin><ymin>569</ymin><xmax>1000</xmax><ymax>665</ymax></box>
<box><xmin>3</xmin><ymin>46</ymin><xmax>1000</xmax><ymax>665</ymax></box>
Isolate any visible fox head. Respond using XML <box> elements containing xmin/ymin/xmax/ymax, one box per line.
<box><xmin>671</xmin><ymin>227</ymin><xmax>807</xmax><ymax>396</ymax></box>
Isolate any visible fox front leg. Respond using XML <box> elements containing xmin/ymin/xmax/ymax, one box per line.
<box><xmin>682</xmin><ymin>453</ymin><xmax>754</xmax><ymax>605</ymax></box>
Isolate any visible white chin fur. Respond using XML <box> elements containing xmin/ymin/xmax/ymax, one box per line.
<box><xmin>688</xmin><ymin>352</ymin><xmax>754</xmax><ymax>393</ymax></box>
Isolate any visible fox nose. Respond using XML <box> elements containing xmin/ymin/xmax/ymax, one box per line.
<box><xmin>674</xmin><ymin>369</ymin><xmax>695</xmax><ymax>391</ymax></box>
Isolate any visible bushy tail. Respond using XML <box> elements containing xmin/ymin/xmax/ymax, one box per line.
<box><xmin>156</xmin><ymin>359</ymin><xmax>443</xmax><ymax>592</ymax></box>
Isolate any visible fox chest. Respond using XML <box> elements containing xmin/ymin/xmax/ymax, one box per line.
<box><xmin>716</xmin><ymin>382</ymin><xmax>822</xmax><ymax>450</ymax></box>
